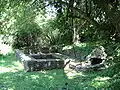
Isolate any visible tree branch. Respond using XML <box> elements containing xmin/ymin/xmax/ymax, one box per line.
<box><xmin>59</xmin><ymin>1</ymin><xmax>100</xmax><ymax>28</ymax></box>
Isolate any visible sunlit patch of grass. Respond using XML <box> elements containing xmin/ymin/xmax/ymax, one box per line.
<box><xmin>0</xmin><ymin>53</ymin><xmax>23</xmax><ymax>73</ymax></box>
<box><xmin>94</xmin><ymin>76</ymin><xmax>111</xmax><ymax>81</ymax></box>
<box><xmin>90</xmin><ymin>76</ymin><xmax>111</xmax><ymax>88</ymax></box>
<box><xmin>62</xmin><ymin>43</ymin><xmax>87</xmax><ymax>51</ymax></box>
<box><xmin>75</xmin><ymin>43</ymin><xmax>87</xmax><ymax>47</ymax></box>
<box><xmin>0</xmin><ymin>66</ymin><xmax>20</xmax><ymax>73</ymax></box>
<box><xmin>62</xmin><ymin>45</ymin><xmax>73</xmax><ymax>50</ymax></box>
<box><xmin>0</xmin><ymin>70</ymin><xmax>69</xmax><ymax>90</ymax></box>
<box><xmin>0</xmin><ymin>53</ymin><xmax>117</xmax><ymax>90</ymax></box>
<box><xmin>65</xmin><ymin>70</ymin><xmax>86</xmax><ymax>79</ymax></box>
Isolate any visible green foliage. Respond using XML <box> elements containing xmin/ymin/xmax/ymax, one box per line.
<box><xmin>0</xmin><ymin>0</ymin><xmax>45</xmax><ymax>45</ymax></box>
<box><xmin>61</xmin><ymin>43</ymin><xmax>96</xmax><ymax>60</ymax></box>
<box><xmin>1</xmin><ymin>0</ymin><xmax>120</xmax><ymax>89</ymax></box>
<box><xmin>39</xmin><ymin>17</ymin><xmax>73</xmax><ymax>46</ymax></box>
<box><xmin>12</xmin><ymin>22</ymin><xmax>42</xmax><ymax>54</ymax></box>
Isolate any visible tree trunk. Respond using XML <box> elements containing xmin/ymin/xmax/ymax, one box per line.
<box><xmin>73</xmin><ymin>26</ymin><xmax>80</xmax><ymax>44</ymax></box>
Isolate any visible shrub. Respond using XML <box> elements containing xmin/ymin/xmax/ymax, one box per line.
<box><xmin>13</xmin><ymin>22</ymin><xmax>42</xmax><ymax>54</ymax></box>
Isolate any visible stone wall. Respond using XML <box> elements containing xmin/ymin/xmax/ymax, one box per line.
<box><xmin>14</xmin><ymin>49</ymin><xmax>64</xmax><ymax>72</ymax></box>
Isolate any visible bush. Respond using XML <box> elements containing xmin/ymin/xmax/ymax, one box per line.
<box><xmin>13</xmin><ymin>22</ymin><xmax>42</xmax><ymax>54</ymax></box>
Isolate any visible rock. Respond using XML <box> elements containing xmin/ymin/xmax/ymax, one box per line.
<box><xmin>23</xmin><ymin>60</ymin><xmax>64</xmax><ymax>72</ymax></box>
<box><xmin>86</xmin><ymin>46</ymin><xmax>107</xmax><ymax>65</ymax></box>
<box><xmin>14</xmin><ymin>49</ymin><xmax>64</xmax><ymax>72</ymax></box>
<box><xmin>86</xmin><ymin>46</ymin><xmax>107</xmax><ymax>60</ymax></box>
<box><xmin>40</xmin><ymin>47</ymin><xmax>49</xmax><ymax>53</ymax></box>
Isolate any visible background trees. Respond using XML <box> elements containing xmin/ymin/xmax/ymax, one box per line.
<box><xmin>1</xmin><ymin>0</ymin><xmax>120</xmax><ymax>62</ymax></box>
<box><xmin>1</xmin><ymin>0</ymin><xmax>120</xmax><ymax>89</ymax></box>
<box><xmin>1</xmin><ymin>0</ymin><xmax>120</xmax><ymax>43</ymax></box>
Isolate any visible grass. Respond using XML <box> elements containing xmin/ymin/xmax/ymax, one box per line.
<box><xmin>0</xmin><ymin>53</ymin><xmax>119</xmax><ymax>90</ymax></box>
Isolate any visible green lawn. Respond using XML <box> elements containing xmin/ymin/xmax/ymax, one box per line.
<box><xmin>0</xmin><ymin>53</ymin><xmax>115</xmax><ymax>90</ymax></box>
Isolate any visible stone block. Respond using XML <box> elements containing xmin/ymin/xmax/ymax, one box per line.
<box><xmin>14</xmin><ymin>49</ymin><xmax>64</xmax><ymax>72</ymax></box>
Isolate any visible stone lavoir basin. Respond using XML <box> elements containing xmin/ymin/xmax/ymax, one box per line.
<box><xmin>15</xmin><ymin>49</ymin><xmax>64</xmax><ymax>72</ymax></box>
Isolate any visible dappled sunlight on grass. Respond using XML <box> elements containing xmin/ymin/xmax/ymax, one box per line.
<box><xmin>90</xmin><ymin>76</ymin><xmax>111</xmax><ymax>88</ymax></box>
<box><xmin>0</xmin><ymin>66</ymin><xmax>23</xmax><ymax>73</ymax></box>
<box><xmin>65</xmin><ymin>70</ymin><xmax>86</xmax><ymax>79</ymax></box>
<box><xmin>62</xmin><ymin>43</ymin><xmax>87</xmax><ymax>51</ymax></box>
<box><xmin>0</xmin><ymin>66</ymin><xmax>13</xmax><ymax>73</ymax></box>
<box><xmin>0</xmin><ymin>54</ymin><xmax>23</xmax><ymax>73</ymax></box>
<box><xmin>0</xmin><ymin>54</ymin><xmax>68</xmax><ymax>89</ymax></box>
<box><xmin>94</xmin><ymin>76</ymin><xmax>111</xmax><ymax>81</ymax></box>
<box><xmin>30</xmin><ymin>75</ymin><xmax>41</xmax><ymax>79</ymax></box>
<box><xmin>62</xmin><ymin>45</ymin><xmax>73</xmax><ymax>50</ymax></box>
<box><xmin>75</xmin><ymin>43</ymin><xmax>87</xmax><ymax>47</ymax></box>
<box><xmin>0</xmin><ymin>53</ymin><xmax>115</xmax><ymax>89</ymax></box>
<box><xmin>0</xmin><ymin>70</ymin><xmax>68</xmax><ymax>90</ymax></box>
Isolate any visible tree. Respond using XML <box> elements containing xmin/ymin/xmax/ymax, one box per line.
<box><xmin>0</xmin><ymin>0</ymin><xmax>45</xmax><ymax>44</ymax></box>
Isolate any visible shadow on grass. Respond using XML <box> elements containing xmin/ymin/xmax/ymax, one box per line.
<box><xmin>66</xmin><ymin>70</ymin><xmax>112</xmax><ymax>90</ymax></box>
<box><xmin>0</xmin><ymin>70</ymin><xmax>69</xmax><ymax>90</ymax></box>
<box><xmin>0</xmin><ymin>52</ymin><xmax>117</xmax><ymax>90</ymax></box>
<box><xmin>0</xmin><ymin>69</ymin><xmax>113</xmax><ymax>90</ymax></box>
<box><xmin>0</xmin><ymin>69</ymin><xmax>101</xmax><ymax>90</ymax></box>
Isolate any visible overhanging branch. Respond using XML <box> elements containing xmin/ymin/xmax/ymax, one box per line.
<box><xmin>59</xmin><ymin>1</ymin><xmax>100</xmax><ymax>28</ymax></box>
